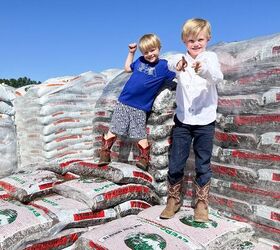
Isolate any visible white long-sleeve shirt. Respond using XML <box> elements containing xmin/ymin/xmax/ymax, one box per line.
<box><xmin>168</xmin><ymin>51</ymin><xmax>223</xmax><ymax>125</ymax></box>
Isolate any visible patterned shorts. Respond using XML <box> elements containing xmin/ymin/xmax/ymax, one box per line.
<box><xmin>110</xmin><ymin>102</ymin><xmax>147</xmax><ymax>139</ymax></box>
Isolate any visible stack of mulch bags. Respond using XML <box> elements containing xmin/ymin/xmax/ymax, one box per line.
<box><xmin>0</xmin><ymin>70</ymin><xmax>162</xmax><ymax>249</ymax></box>
<box><xmin>0</xmin><ymin>83</ymin><xmax>17</xmax><ymax>178</ymax></box>
<box><xmin>206</xmin><ymin>33</ymin><xmax>280</xmax><ymax>243</ymax></box>
<box><xmin>1</xmin><ymin>33</ymin><xmax>280</xmax><ymax>249</ymax></box>
<box><xmin>14</xmin><ymin>71</ymin><xmax>105</xmax><ymax>169</ymax></box>
<box><xmin>0</xmin><ymin>156</ymin><xmax>160</xmax><ymax>249</ymax></box>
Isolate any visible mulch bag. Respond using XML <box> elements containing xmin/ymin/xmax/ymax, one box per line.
<box><xmin>212</xmin><ymin>145</ymin><xmax>280</xmax><ymax>168</ymax></box>
<box><xmin>214</xmin><ymin>128</ymin><xmax>280</xmax><ymax>154</ymax></box>
<box><xmin>29</xmin><ymin>194</ymin><xmax>117</xmax><ymax>229</ymax></box>
<box><xmin>137</xmin><ymin>205</ymin><xmax>254</xmax><ymax>250</ymax></box>
<box><xmin>148</xmin><ymin>167</ymin><xmax>168</xmax><ymax>182</ymax></box>
<box><xmin>146</xmin><ymin>120</ymin><xmax>174</xmax><ymax>140</ymax></box>
<box><xmin>217</xmin><ymin>65</ymin><xmax>280</xmax><ymax>95</ymax></box>
<box><xmin>0</xmin><ymin>169</ymin><xmax>63</xmax><ymax>203</ymax></box>
<box><xmin>147</xmin><ymin>110</ymin><xmax>174</xmax><ymax>125</ymax></box>
<box><xmin>24</xmin><ymin>227</ymin><xmax>87</xmax><ymax>250</ymax></box>
<box><xmin>0</xmin><ymin>84</ymin><xmax>16</xmax><ymax>102</ymax></box>
<box><xmin>62</xmin><ymin>160</ymin><xmax>157</xmax><ymax>190</ymax></box>
<box><xmin>53</xmin><ymin>177</ymin><xmax>160</xmax><ymax>211</ymax></box>
<box><xmin>150</xmin><ymin>138</ymin><xmax>171</xmax><ymax>155</ymax></box>
<box><xmin>149</xmin><ymin>153</ymin><xmax>169</xmax><ymax>169</ymax></box>
<box><xmin>151</xmin><ymin>88</ymin><xmax>176</xmax><ymax>114</ymax></box>
<box><xmin>0</xmin><ymin>200</ymin><xmax>56</xmax><ymax>250</ymax></box>
<box><xmin>210</xmin><ymin>178</ymin><xmax>279</xmax><ymax>209</ymax></box>
<box><xmin>72</xmin><ymin>215</ymin><xmax>203</xmax><ymax>250</ymax></box>
<box><xmin>216</xmin><ymin>113</ymin><xmax>280</xmax><ymax>133</ymax></box>
<box><xmin>217</xmin><ymin>88</ymin><xmax>280</xmax><ymax>115</ymax></box>
<box><xmin>211</xmin><ymin>161</ymin><xmax>259</xmax><ymax>185</ymax></box>
<box><xmin>102</xmin><ymin>162</ymin><xmax>156</xmax><ymax>188</ymax></box>
<box><xmin>113</xmin><ymin>200</ymin><xmax>152</xmax><ymax>218</ymax></box>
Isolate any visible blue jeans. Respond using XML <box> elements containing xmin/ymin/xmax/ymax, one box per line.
<box><xmin>167</xmin><ymin>115</ymin><xmax>215</xmax><ymax>187</ymax></box>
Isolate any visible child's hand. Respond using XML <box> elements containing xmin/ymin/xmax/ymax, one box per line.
<box><xmin>192</xmin><ymin>61</ymin><xmax>202</xmax><ymax>73</ymax></box>
<box><xmin>176</xmin><ymin>56</ymin><xmax>188</xmax><ymax>71</ymax></box>
<box><xmin>128</xmin><ymin>43</ymin><xmax>137</xmax><ymax>53</ymax></box>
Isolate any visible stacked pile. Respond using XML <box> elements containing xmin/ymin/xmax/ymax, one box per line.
<box><xmin>0</xmin><ymin>84</ymin><xmax>17</xmax><ymax>177</ymax></box>
<box><xmin>14</xmin><ymin>71</ymin><xmax>106</xmax><ymax>169</ymax></box>
<box><xmin>208</xmin><ymin>33</ymin><xmax>280</xmax><ymax>242</ymax></box>
<box><xmin>0</xmin><ymin>166</ymin><xmax>160</xmax><ymax>249</ymax></box>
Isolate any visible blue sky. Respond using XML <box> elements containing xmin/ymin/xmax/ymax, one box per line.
<box><xmin>1</xmin><ymin>0</ymin><xmax>280</xmax><ymax>82</ymax></box>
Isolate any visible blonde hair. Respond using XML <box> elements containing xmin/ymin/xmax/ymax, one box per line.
<box><xmin>181</xmin><ymin>18</ymin><xmax>211</xmax><ymax>41</ymax></box>
<box><xmin>139</xmin><ymin>34</ymin><xmax>161</xmax><ymax>53</ymax></box>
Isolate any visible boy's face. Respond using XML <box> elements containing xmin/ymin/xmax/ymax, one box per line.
<box><xmin>183</xmin><ymin>29</ymin><xmax>209</xmax><ymax>59</ymax></box>
<box><xmin>142</xmin><ymin>47</ymin><xmax>160</xmax><ymax>63</ymax></box>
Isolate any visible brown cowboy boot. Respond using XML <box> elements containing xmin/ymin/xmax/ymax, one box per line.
<box><xmin>194</xmin><ymin>180</ymin><xmax>210</xmax><ymax>222</ymax></box>
<box><xmin>136</xmin><ymin>143</ymin><xmax>150</xmax><ymax>171</ymax></box>
<box><xmin>160</xmin><ymin>180</ymin><xmax>183</xmax><ymax>219</ymax></box>
<box><xmin>98</xmin><ymin>135</ymin><xmax>117</xmax><ymax>166</ymax></box>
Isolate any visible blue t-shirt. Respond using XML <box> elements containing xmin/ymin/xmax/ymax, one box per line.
<box><xmin>118</xmin><ymin>56</ymin><xmax>175</xmax><ymax>112</ymax></box>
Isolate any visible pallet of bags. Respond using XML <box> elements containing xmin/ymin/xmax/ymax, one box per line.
<box><xmin>0</xmin><ymin>114</ymin><xmax>17</xmax><ymax>178</ymax></box>
<box><xmin>14</xmin><ymin>71</ymin><xmax>106</xmax><ymax>169</ymax></box>
<box><xmin>208</xmin><ymin>33</ymin><xmax>280</xmax><ymax>244</ymax></box>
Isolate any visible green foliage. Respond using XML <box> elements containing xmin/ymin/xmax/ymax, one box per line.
<box><xmin>0</xmin><ymin>77</ymin><xmax>41</xmax><ymax>88</ymax></box>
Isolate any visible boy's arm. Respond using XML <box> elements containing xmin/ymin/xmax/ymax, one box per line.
<box><xmin>196</xmin><ymin>52</ymin><xmax>223</xmax><ymax>84</ymax></box>
<box><xmin>124</xmin><ymin>43</ymin><xmax>137</xmax><ymax>72</ymax></box>
<box><xmin>167</xmin><ymin>53</ymin><xmax>185</xmax><ymax>73</ymax></box>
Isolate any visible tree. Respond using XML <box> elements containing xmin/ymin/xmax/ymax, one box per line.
<box><xmin>0</xmin><ymin>77</ymin><xmax>41</xmax><ymax>88</ymax></box>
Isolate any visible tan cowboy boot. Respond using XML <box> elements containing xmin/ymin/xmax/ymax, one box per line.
<box><xmin>136</xmin><ymin>143</ymin><xmax>150</xmax><ymax>171</ymax></box>
<box><xmin>194</xmin><ymin>181</ymin><xmax>210</xmax><ymax>222</ymax></box>
<box><xmin>160</xmin><ymin>180</ymin><xmax>183</xmax><ymax>219</ymax></box>
<box><xmin>98</xmin><ymin>135</ymin><xmax>117</xmax><ymax>166</ymax></box>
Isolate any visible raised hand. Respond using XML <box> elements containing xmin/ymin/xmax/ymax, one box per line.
<box><xmin>176</xmin><ymin>56</ymin><xmax>188</xmax><ymax>71</ymax></box>
<box><xmin>128</xmin><ymin>43</ymin><xmax>137</xmax><ymax>53</ymax></box>
<box><xmin>192</xmin><ymin>61</ymin><xmax>202</xmax><ymax>73</ymax></box>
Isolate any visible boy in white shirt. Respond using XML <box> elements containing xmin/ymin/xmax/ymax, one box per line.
<box><xmin>160</xmin><ymin>18</ymin><xmax>223</xmax><ymax>221</ymax></box>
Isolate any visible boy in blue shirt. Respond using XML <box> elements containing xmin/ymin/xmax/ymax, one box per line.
<box><xmin>98</xmin><ymin>33</ymin><xmax>175</xmax><ymax>170</ymax></box>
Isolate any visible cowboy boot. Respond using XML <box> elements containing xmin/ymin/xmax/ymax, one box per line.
<box><xmin>160</xmin><ymin>180</ymin><xmax>183</xmax><ymax>219</ymax></box>
<box><xmin>136</xmin><ymin>143</ymin><xmax>150</xmax><ymax>171</ymax></box>
<box><xmin>98</xmin><ymin>135</ymin><xmax>117</xmax><ymax>166</ymax></box>
<box><xmin>194</xmin><ymin>180</ymin><xmax>210</xmax><ymax>222</ymax></box>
